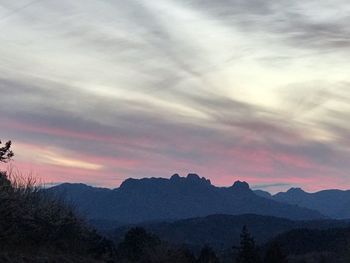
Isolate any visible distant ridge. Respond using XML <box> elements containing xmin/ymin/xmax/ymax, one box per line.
<box><xmin>48</xmin><ymin>174</ymin><xmax>324</xmax><ymax>223</ymax></box>
<box><xmin>253</xmin><ymin>187</ymin><xmax>350</xmax><ymax>219</ymax></box>
<box><xmin>272</xmin><ymin>187</ymin><xmax>350</xmax><ymax>219</ymax></box>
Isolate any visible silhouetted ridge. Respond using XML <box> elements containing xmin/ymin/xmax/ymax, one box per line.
<box><xmin>286</xmin><ymin>187</ymin><xmax>305</xmax><ymax>194</ymax></box>
<box><xmin>170</xmin><ymin>173</ymin><xmax>181</xmax><ymax>181</ymax></box>
<box><xmin>186</xmin><ymin>173</ymin><xmax>212</xmax><ymax>185</ymax></box>
<box><xmin>48</xmin><ymin>173</ymin><xmax>325</xmax><ymax>223</ymax></box>
<box><xmin>271</xmin><ymin>187</ymin><xmax>350</xmax><ymax>219</ymax></box>
<box><xmin>231</xmin><ymin>180</ymin><xmax>250</xmax><ymax>191</ymax></box>
<box><xmin>119</xmin><ymin>177</ymin><xmax>169</xmax><ymax>190</ymax></box>
<box><xmin>120</xmin><ymin>174</ymin><xmax>212</xmax><ymax>190</ymax></box>
<box><xmin>54</xmin><ymin>182</ymin><xmax>92</xmax><ymax>190</ymax></box>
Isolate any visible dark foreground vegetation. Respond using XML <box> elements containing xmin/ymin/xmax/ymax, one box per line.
<box><xmin>107</xmin><ymin>214</ymin><xmax>350</xmax><ymax>251</ymax></box>
<box><xmin>0</xmin><ymin>140</ymin><xmax>115</xmax><ymax>262</ymax></box>
<box><xmin>1</xmin><ymin>140</ymin><xmax>350</xmax><ymax>263</ymax></box>
<box><xmin>110</xmin><ymin>225</ymin><xmax>350</xmax><ymax>263</ymax></box>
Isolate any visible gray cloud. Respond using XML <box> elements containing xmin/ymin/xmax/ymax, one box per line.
<box><xmin>185</xmin><ymin>0</ymin><xmax>350</xmax><ymax>53</ymax></box>
<box><xmin>0</xmin><ymin>0</ymin><xmax>349</xmax><ymax>190</ymax></box>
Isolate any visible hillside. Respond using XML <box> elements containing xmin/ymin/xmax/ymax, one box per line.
<box><xmin>267</xmin><ymin>227</ymin><xmax>350</xmax><ymax>263</ymax></box>
<box><xmin>48</xmin><ymin>174</ymin><xmax>325</xmax><ymax>223</ymax></box>
<box><xmin>106</xmin><ymin>214</ymin><xmax>350</xmax><ymax>251</ymax></box>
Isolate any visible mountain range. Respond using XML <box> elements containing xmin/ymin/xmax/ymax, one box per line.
<box><xmin>254</xmin><ymin>187</ymin><xmax>350</xmax><ymax>219</ymax></box>
<box><xmin>47</xmin><ymin>173</ymin><xmax>324</xmax><ymax>223</ymax></box>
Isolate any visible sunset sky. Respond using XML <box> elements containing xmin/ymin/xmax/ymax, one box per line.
<box><xmin>1</xmin><ymin>0</ymin><xmax>350</xmax><ymax>192</ymax></box>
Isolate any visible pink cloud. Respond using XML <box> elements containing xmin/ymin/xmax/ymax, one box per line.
<box><xmin>2</xmin><ymin>114</ymin><xmax>350</xmax><ymax>193</ymax></box>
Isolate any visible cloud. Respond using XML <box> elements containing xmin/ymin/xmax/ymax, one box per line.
<box><xmin>0</xmin><ymin>0</ymin><xmax>349</xmax><ymax>191</ymax></box>
<box><xmin>1</xmin><ymin>74</ymin><xmax>350</xmax><ymax>191</ymax></box>
<box><xmin>186</xmin><ymin>0</ymin><xmax>350</xmax><ymax>53</ymax></box>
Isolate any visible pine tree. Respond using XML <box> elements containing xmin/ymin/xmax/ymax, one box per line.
<box><xmin>198</xmin><ymin>245</ymin><xmax>220</xmax><ymax>263</ymax></box>
<box><xmin>264</xmin><ymin>242</ymin><xmax>288</xmax><ymax>263</ymax></box>
<box><xmin>116</xmin><ymin>227</ymin><xmax>161</xmax><ymax>262</ymax></box>
<box><xmin>236</xmin><ymin>225</ymin><xmax>261</xmax><ymax>263</ymax></box>
<box><xmin>318</xmin><ymin>255</ymin><xmax>327</xmax><ymax>263</ymax></box>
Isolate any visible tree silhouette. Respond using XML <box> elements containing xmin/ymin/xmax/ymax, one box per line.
<box><xmin>264</xmin><ymin>242</ymin><xmax>288</xmax><ymax>263</ymax></box>
<box><xmin>117</xmin><ymin>227</ymin><xmax>161</xmax><ymax>262</ymax></box>
<box><xmin>172</xmin><ymin>247</ymin><xmax>196</xmax><ymax>263</ymax></box>
<box><xmin>197</xmin><ymin>245</ymin><xmax>220</xmax><ymax>263</ymax></box>
<box><xmin>0</xmin><ymin>140</ymin><xmax>14</xmax><ymax>163</ymax></box>
<box><xmin>318</xmin><ymin>255</ymin><xmax>327</xmax><ymax>263</ymax></box>
<box><xmin>236</xmin><ymin>225</ymin><xmax>261</xmax><ymax>263</ymax></box>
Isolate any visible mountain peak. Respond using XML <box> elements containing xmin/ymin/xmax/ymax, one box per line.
<box><xmin>186</xmin><ymin>173</ymin><xmax>212</xmax><ymax>185</ymax></box>
<box><xmin>232</xmin><ymin>180</ymin><xmax>250</xmax><ymax>191</ymax></box>
<box><xmin>119</xmin><ymin>178</ymin><xmax>138</xmax><ymax>189</ymax></box>
<box><xmin>287</xmin><ymin>187</ymin><xmax>305</xmax><ymax>194</ymax></box>
<box><xmin>170</xmin><ymin>173</ymin><xmax>181</xmax><ymax>180</ymax></box>
<box><xmin>187</xmin><ymin>173</ymin><xmax>201</xmax><ymax>180</ymax></box>
<box><xmin>120</xmin><ymin>174</ymin><xmax>212</xmax><ymax>189</ymax></box>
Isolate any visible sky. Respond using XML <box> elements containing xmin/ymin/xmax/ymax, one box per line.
<box><xmin>0</xmin><ymin>0</ymin><xmax>350</xmax><ymax>193</ymax></box>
